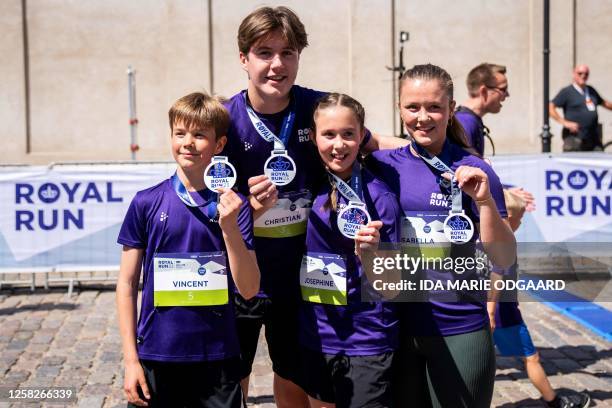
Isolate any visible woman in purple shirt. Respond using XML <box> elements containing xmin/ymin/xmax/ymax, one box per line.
<box><xmin>298</xmin><ymin>93</ymin><xmax>402</xmax><ymax>408</ymax></box>
<box><xmin>367</xmin><ymin>64</ymin><xmax>516</xmax><ymax>408</ymax></box>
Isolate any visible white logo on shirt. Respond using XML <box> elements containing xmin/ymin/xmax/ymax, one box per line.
<box><xmin>244</xmin><ymin>141</ymin><xmax>253</xmax><ymax>151</ymax></box>
<box><xmin>160</xmin><ymin>212</ymin><xmax>168</xmax><ymax>222</ymax></box>
<box><xmin>297</xmin><ymin>128</ymin><xmax>311</xmax><ymax>143</ymax></box>
<box><xmin>429</xmin><ymin>192</ymin><xmax>451</xmax><ymax>208</ymax></box>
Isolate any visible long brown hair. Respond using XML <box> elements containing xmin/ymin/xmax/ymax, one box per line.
<box><xmin>399</xmin><ymin>63</ymin><xmax>470</xmax><ymax>150</ymax></box>
<box><xmin>312</xmin><ymin>93</ymin><xmax>366</xmax><ymax>212</ymax></box>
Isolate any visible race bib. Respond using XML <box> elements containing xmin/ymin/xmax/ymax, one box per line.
<box><xmin>153</xmin><ymin>252</ymin><xmax>228</xmax><ymax>306</ymax></box>
<box><xmin>300</xmin><ymin>252</ymin><xmax>347</xmax><ymax>305</ymax></box>
<box><xmin>401</xmin><ymin>211</ymin><xmax>451</xmax><ymax>259</ymax></box>
<box><xmin>254</xmin><ymin>190</ymin><xmax>312</xmax><ymax>238</ymax></box>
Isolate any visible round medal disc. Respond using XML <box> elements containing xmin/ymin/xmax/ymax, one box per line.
<box><xmin>264</xmin><ymin>151</ymin><xmax>296</xmax><ymax>186</ymax></box>
<box><xmin>443</xmin><ymin>211</ymin><xmax>475</xmax><ymax>244</ymax></box>
<box><xmin>337</xmin><ymin>202</ymin><xmax>371</xmax><ymax>239</ymax></box>
<box><xmin>204</xmin><ymin>156</ymin><xmax>237</xmax><ymax>191</ymax></box>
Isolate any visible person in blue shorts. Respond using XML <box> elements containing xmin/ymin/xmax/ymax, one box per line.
<box><xmin>298</xmin><ymin>93</ymin><xmax>402</xmax><ymax>407</ymax></box>
<box><xmin>494</xmin><ymin>190</ymin><xmax>590</xmax><ymax>408</ymax></box>
<box><xmin>116</xmin><ymin>92</ymin><xmax>260</xmax><ymax>407</ymax></box>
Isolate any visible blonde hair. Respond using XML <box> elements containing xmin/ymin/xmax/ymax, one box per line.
<box><xmin>168</xmin><ymin>92</ymin><xmax>229</xmax><ymax>140</ymax></box>
<box><xmin>503</xmin><ymin>189</ymin><xmax>526</xmax><ymax>220</ymax></box>
<box><xmin>238</xmin><ymin>6</ymin><xmax>308</xmax><ymax>55</ymax></box>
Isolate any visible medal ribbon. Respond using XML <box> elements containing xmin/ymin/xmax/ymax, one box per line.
<box><xmin>243</xmin><ymin>91</ymin><xmax>296</xmax><ymax>150</ymax></box>
<box><xmin>171</xmin><ymin>172</ymin><xmax>218</xmax><ymax>220</ymax></box>
<box><xmin>327</xmin><ymin>162</ymin><xmax>365</xmax><ymax>205</ymax></box>
<box><xmin>411</xmin><ymin>142</ymin><xmax>463</xmax><ymax>214</ymax></box>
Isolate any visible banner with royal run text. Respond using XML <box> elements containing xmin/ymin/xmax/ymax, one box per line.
<box><xmin>0</xmin><ymin>162</ymin><xmax>175</xmax><ymax>272</ymax></box>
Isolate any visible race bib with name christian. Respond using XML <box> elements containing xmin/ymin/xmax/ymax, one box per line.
<box><xmin>153</xmin><ymin>252</ymin><xmax>228</xmax><ymax>307</ymax></box>
<box><xmin>300</xmin><ymin>252</ymin><xmax>347</xmax><ymax>305</ymax></box>
<box><xmin>254</xmin><ymin>190</ymin><xmax>312</xmax><ymax>238</ymax></box>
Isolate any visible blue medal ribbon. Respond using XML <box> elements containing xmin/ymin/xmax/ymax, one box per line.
<box><xmin>328</xmin><ymin>162</ymin><xmax>365</xmax><ymax>205</ymax></box>
<box><xmin>243</xmin><ymin>91</ymin><xmax>296</xmax><ymax>150</ymax></box>
<box><xmin>171</xmin><ymin>172</ymin><xmax>218</xmax><ymax>220</ymax></box>
<box><xmin>411</xmin><ymin>141</ymin><xmax>463</xmax><ymax>214</ymax></box>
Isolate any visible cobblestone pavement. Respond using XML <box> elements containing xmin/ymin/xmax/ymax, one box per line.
<box><xmin>0</xmin><ymin>288</ymin><xmax>609</xmax><ymax>407</ymax></box>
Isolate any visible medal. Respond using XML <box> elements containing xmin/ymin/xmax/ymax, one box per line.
<box><xmin>243</xmin><ymin>92</ymin><xmax>298</xmax><ymax>185</ymax></box>
<box><xmin>443</xmin><ymin>210</ymin><xmax>475</xmax><ymax>243</ymax></box>
<box><xmin>264</xmin><ymin>150</ymin><xmax>296</xmax><ymax>186</ymax></box>
<box><xmin>204</xmin><ymin>156</ymin><xmax>237</xmax><ymax>191</ymax></box>
<box><xmin>328</xmin><ymin>164</ymin><xmax>372</xmax><ymax>239</ymax></box>
<box><xmin>411</xmin><ymin>142</ymin><xmax>476</xmax><ymax>245</ymax></box>
<box><xmin>337</xmin><ymin>201</ymin><xmax>371</xmax><ymax>239</ymax></box>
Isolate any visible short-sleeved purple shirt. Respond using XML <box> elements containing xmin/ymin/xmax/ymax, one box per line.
<box><xmin>117</xmin><ymin>178</ymin><xmax>254</xmax><ymax>362</ymax></box>
<box><xmin>367</xmin><ymin>139</ymin><xmax>507</xmax><ymax>336</ymax></box>
<box><xmin>456</xmin><ymin>106</ymin><xmax>485</xmax><ymax>157</ymax></box>
<box><xmin>299</xmin><ymin>168</ymin><xmax>402</xmax><ymax>355</ymax></box>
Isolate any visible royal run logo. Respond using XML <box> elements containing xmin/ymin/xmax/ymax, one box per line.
<box><xmin>545</xmin><ymin>169</ymin><xmax>610</xmax><ymax>217</ymax></box>
<box><xmin>14</xmin><ymin>182</ymin><xmax>123</xmax><ymax>231</ymax></box>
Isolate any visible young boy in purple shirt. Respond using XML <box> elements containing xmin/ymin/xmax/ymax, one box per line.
<box><xmin>116</xmin><ymin>92</ymin><xmax>259</xmax><ymax>407</ymax></box>
<box><xmin>298</xmin><ymin>93</ymin><xmax>401</xmax><ymax>407</ymax></box>
<box><xmin>222</xmin><ymin>6</ymin><xmax>408</xmax><ymax>406</ymax></box>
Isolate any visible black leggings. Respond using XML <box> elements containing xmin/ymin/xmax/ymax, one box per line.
<box><xmin>393</xmin><ymin>328</ymin><xmax>495</xmax><ymax>408</ymax></box>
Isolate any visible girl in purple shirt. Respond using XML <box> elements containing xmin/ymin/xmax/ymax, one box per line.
<box><xmin>299</xmin><ymin>93</ymin><xmax>402</xmax><ymax>408</ymax></box>
<box><xmin>367</xmin><ymin>64</ymin><xmax>517</xmax><ymax>408</ymax></box>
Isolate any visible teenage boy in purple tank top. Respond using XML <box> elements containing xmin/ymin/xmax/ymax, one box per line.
<box><xmin>367</xmin><ymin>64</ymin><xmax>517</xmax><ymax>408</ymax></box>
<box><xmin>221</xmin><ymin>7</ymin><xmax>408</xmax><ymax>407</ymax></box>
<box><xmin>116</xmin><ymin>93</ymin><xmax>259</xmax><ymax>407</ymax></box>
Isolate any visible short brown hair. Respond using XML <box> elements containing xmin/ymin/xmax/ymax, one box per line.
<box><xmin>238</xmin><ymin>6</ymin><xmax>308</xmax><ymax>55</ymax></box>
<box><xmin>466</xmin><ymin>63</ymin><xmax>507</xmax><ymax>97</ymax></box>
<box><xmin>168</xmin><ymin>92</ymin><xmax>229</xmax><ymax>140</ymax></box>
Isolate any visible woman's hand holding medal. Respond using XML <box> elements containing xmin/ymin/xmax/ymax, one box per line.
<box><xmin>442</xmin><ymin>165</ymin><xmax>492</xmax><ymax>204</ymax></box>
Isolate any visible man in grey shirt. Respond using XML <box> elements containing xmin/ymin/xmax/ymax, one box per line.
<box><xmin>549</xmin><ymin>64</ymin><xmax>612</xmax><ymax>151</ymax></box>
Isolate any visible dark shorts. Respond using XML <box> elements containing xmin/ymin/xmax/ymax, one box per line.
<box><xmin>299</xmin><ymin>347</ymin><xmax>394</xmax><ymax>408</ymax></box>
<box><xmin>393</xmin><ymin>328</ymin><xmax>495</xmax><ymax>408</ymax></box>
<box><xmin>234</xmin><ymin>294</ymin><xmax>302</xmax><ymax>384</ymax></box>
<box><xmin>128</xmin><ymin>357</ymin><xmax>243</xmax><ymax>408</ymax></box>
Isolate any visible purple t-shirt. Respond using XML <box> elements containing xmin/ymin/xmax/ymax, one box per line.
<box><xmin>456</xmin><ymin>106</ymin><xmax>485</xmax><ymax>157</ymax></box>
<box><xmin>222</xmin><ymin>85</ymin><xmax>372</xmax><ymax>301</ymax></box>
<box><xmin>117</xmin><ymin>178</ymin><xmax>254</xmax><ymax>362</ymax></box>
<box><xmin>299</xmin><ymin>168</ymin><xmax>401</xmax><ymax>355</ymax></box>
<box><xmin>367</xmin><ymin>139</ymin><xmax>507</xmax><ymax>336</ymax></box>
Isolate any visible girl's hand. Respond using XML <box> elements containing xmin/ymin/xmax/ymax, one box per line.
<box><xmin>217</xmin><ymin>188</ymin><xmax>243</xmax><ymax>232</ymax></box>
<box><xmin>123</xmin><ymin>360</ymin><xmax>150</xmax><ymax>406</ymax></box>
<box><xmin>443</xmin><ymin>166</ymin><xmax>492</xmax><ymax>203</ymax></box>
<box><xmin>354</xmin><ymin>220</ymin><xmax>383</xmax><ymax>258</ymax></box>
<box><xmin>247</xmin><ymin>175</ymin><xmax>278</xmax><ymax>211</ymax></box>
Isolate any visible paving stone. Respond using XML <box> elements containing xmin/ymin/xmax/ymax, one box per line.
<box><xmin>551</xmin><ymin>358</ymin><xmax>583</xmax><ymax>372</ymax></box>
<box><xmin>76</xmin><ymin>395</ymin><xmax>105</xmax><ymax>408</ymax></box>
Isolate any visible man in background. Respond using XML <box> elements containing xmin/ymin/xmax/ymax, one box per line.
<box><xmin>456</xmin><ymin>63</ymin><xmax>535</xmax><ymax>211</ymax></box>
<box><xmin>550</xmin><ymin>64</ymin><xmax>612</xmax><ymax>151</ymax></box>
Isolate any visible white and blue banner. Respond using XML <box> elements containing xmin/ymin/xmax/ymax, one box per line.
<box><xmin>0</xmin><ymin>162</ymin><xmax>174</xmax><ymax>272</ymax></box>
<box><xmin>490</xmin><ymin>153</ymin><xmax>611</xmax><ymax>243</ymax></box>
